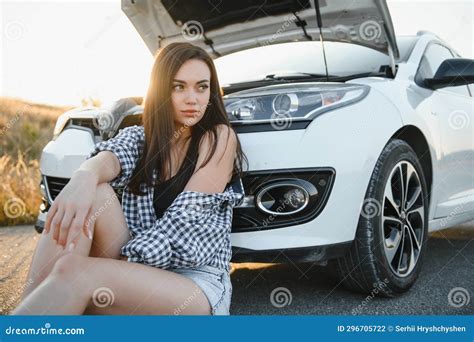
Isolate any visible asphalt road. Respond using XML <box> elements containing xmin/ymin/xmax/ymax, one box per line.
<box><xmin>1</xmin><ymin>223</ymin><xmax>473</xmax><ymax>315</ymax></box>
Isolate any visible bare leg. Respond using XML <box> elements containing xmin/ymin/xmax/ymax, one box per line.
<box><xmin>20</xmin><ymin>183</ymin><xmax>130</xmax><ymax>301</ymax></box>
<box><xmin>87</xmin><ymin>185</ymin><xmax>130</xmax><ymax>260</ymax></box>
<box><xmin>12</xmin><ymin>254</ymin><xmax>212</xmax><ymax>315</ymax></box>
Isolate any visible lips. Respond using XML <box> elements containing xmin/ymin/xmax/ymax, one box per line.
<box><xmin>181</xmin><ymin>110</ymin><xmax>198</xmax><ymax>116</ymax></box>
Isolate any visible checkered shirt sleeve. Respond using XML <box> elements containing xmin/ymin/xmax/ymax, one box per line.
<box><xmin>86</xmin><ymin>125</ymin><xmax>144</xmax><ymax>188</ymax></box>
<box><xmin>120</xmin><ymin>184</ymin><xmax>244</xmax><ymax>269</ymax></box>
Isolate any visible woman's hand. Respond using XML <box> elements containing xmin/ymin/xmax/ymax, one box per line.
<box><xmin>43</xmin><ymin>169</ymin><xmax>99</xmax><ymax>249</ymax></box>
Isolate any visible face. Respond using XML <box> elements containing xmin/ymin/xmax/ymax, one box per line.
<box><xmin>171</xmin><ymin>59</ymin><xmax>211</xmax><ymax>132</ymax></box>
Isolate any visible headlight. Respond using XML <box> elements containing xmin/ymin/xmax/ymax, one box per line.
<box><xmin>224</xmin><ymin>83</ymin><xmax>369</xmax><ymax>124</ymax></box>
<box><xmin>52</xmin><ymin>113</ymin><xmax>71</xmax><ymax>140</ymax></box>
<box><xmin>52</xmin><ymin>107</ymin><xmax>106</xmax><ymax>139</ymax></box>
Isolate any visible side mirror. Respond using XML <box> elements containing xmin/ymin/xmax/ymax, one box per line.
<box><xmin>424</xmin><ymin>58</ymin><xmax>474</xmax><ymax>90</ymax></box>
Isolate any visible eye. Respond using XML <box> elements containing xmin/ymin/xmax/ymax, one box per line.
<box><xmin>198</xmin><ymin>84</ymin><xmax>209</xmax><ymax>92</ymax></box>
<box><xmin>172</xmin><ymin>84</ymin><xmax>184</xmax><ymax>91</ymax></box>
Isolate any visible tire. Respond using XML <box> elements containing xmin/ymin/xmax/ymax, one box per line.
<box><xmin>328</xmin><ymin>139</ymin><xmax>429</xmax><ymax>297</ymax></box>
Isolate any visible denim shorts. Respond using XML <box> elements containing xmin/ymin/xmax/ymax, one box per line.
<box><xmin>171</xmin><ymin>264</ymin><xmax>232</xmax><ymax>315</ymax></box>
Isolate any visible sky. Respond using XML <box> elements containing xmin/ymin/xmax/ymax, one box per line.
<box><xmin>1</xmin><ymin>0</ymin><xmax>473</xmax><ymax>106</ymax></box>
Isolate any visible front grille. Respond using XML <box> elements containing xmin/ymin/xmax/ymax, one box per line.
<box><xmin>45</xmin><ymin>176</ymin><xmax>69</xmax><ymax>201</ymax></box>
<box><xmin>44</xmin><ymin>176</ymin><xmax>123</xmax><ymax>204</ymax></box>
<box><xmin>69</xmin><ymin>118</ymin><xmax>100</xmax><ymax>135</ymax></box>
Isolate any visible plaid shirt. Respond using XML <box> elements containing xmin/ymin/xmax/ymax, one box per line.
<box><xmin>87</xmin><ymin>125</ymin><xmax>244</xmax><ymax>272</ymax></box>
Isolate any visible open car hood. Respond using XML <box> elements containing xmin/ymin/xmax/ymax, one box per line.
<box><xmin>122</xmin><ymin>0</ymin><xmax>399</xmax><ymax>61</ymax></box>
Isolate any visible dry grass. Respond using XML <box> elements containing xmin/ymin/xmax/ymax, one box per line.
<box><xmin>0</xmin><ymin>97</ymin><xmax>73</xmax><ymax>226</ymax></box>
<box><xmin>0</xmin><ymin>154</ymin><xmax>41</xmax><ymax>226</ymax></box>
<box><xmin>0</xmin><ymin>97</ymin><xmax>71</xmax><ymax>161</ymax></box>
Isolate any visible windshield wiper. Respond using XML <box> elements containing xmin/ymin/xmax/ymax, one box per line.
<box><xmin>222</xmin><ymin>73</ymin><xmax>339</xmax><ymax>95</ymax></box>
<box><xmin>337</xmin><ymin>71</ymin><xmax>392</xmax><ymax>80</ymax></box>
<box><xmin>264</xmin><ymin>72</ymin><xmax>335</xmax><ymax>80</ymax></box>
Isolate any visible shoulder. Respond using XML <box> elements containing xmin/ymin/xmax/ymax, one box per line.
<box><xmin>216</xmin><ymin>124</ymin><xmax>237</xmax><ymax>145</ymax></box>
<box><xmin>185</xmin><ymin>125</ymin><xmax>237</xmax><ymax>191</ymax></box>
<box><xmin>119</xmin><ymin>125</ymin><xmax>144</xmax><ymax>137</ymax></box>
<box><xmin>199</xmin><ymin>124</ymin><xmax>237</xmax><ymax>154</ymax></box>
<box><xmin>114</xmin><ymin>125</ymin><xmax>145</xmax><ymax>144</ymax></box>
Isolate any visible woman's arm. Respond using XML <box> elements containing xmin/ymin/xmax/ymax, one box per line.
<box><xmin>42</xmin><ymin>160</ymin><xmax>101</xmax><ymax>248</ymax></box>
<box><xmin>74</xmin><ymin>150</ymin><xmax>121</xmax><ymax>186</ymax></box>
<box><xmin>43</xmin><ymin>151</ymin><xmax>120</xmax><ymax>244</ymax></box>
<box><xmin>184</xmin><ymin>124</ymin><xmax>237</xmax><ymax>193</ymax></box>
<box><xmin>44</xmin><ymin>125</ymin><xmax>144</xmax><ymax>248</ymax></box>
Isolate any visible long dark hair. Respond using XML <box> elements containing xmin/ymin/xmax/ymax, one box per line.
<box><xmin>128</xmin><ymin>42</ymin><xmax>248</xmax><ymax>195</ymax></box>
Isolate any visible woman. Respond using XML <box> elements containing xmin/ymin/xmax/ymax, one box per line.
<box><xmin>12</xmin><ymin>42</ymin><xmax>247</xmax><ymax>315</ymax></box>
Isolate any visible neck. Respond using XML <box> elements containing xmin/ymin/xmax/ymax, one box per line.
<box><xmin>172</xmin><ymin>123</ymin><xmax>191</xmax><ymax>150</ymax></box>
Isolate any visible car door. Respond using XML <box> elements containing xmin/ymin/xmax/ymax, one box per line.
<box><xmin>416</xmin><ymin>43</ymin><xmax>474</xmax><ymax>218</ymax></box>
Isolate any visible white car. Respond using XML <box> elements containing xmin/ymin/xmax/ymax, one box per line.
<box><xmin>36</xmin><ymin>0</ymin><xmax>474</xmax><ymax>296</ymax></box>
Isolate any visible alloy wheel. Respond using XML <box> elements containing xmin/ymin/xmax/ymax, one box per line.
<box><xmin>382</xmin><ymin>161</ymin><xmax>425</xmax><ymax>277</ymax></box>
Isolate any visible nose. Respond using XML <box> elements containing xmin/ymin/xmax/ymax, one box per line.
<box><xmin>184</xmin><ymin>89</ymin><xmax>198</xmax><ymax>105</ymax></box>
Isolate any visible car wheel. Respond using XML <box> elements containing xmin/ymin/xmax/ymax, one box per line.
<box><xmin>329</xmin><ymin>139</ymin><xmax>429</xmax><ymax>297</ymax></box>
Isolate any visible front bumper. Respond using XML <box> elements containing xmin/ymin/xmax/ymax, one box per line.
<box><xmin>231</xmin><ymin>241</ymin><xmax>352</xmax><ymax>263</ymax></box>
<box><xmin>34</xmin><ymin>166</ymin><xmax>349</xmax><ymax>264</ymax></box>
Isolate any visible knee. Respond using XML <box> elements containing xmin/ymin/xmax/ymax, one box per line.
<box><xmin>88</xmin><ymin>183</ymin><xmax>120</xmax><ymax>228</ymax></box>
<box><xmin>51</xmin><ymin>253</ymin><xmax>87</xmax><ymax>280</ymax></box>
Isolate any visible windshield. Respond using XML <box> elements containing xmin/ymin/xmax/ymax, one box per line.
<box><xmin>215</xmin><ymin>36</ymin><xmax>417</xmax><ymax>85</ymax></box>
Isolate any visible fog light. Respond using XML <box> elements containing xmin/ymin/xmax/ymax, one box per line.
<box><xmin>284</xmin><ymin>188</ymin><xmax>306</xmax><ymax>209</ymax></box>
<box><xmin>40</xmin><ymin>182</ymin><xmax>48</xmax><ymax>201</ymax></box>
<box><xmin>255</xmin><ymin>180</ymin><xmax>316</xmax><ymax>216</ymax></box>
